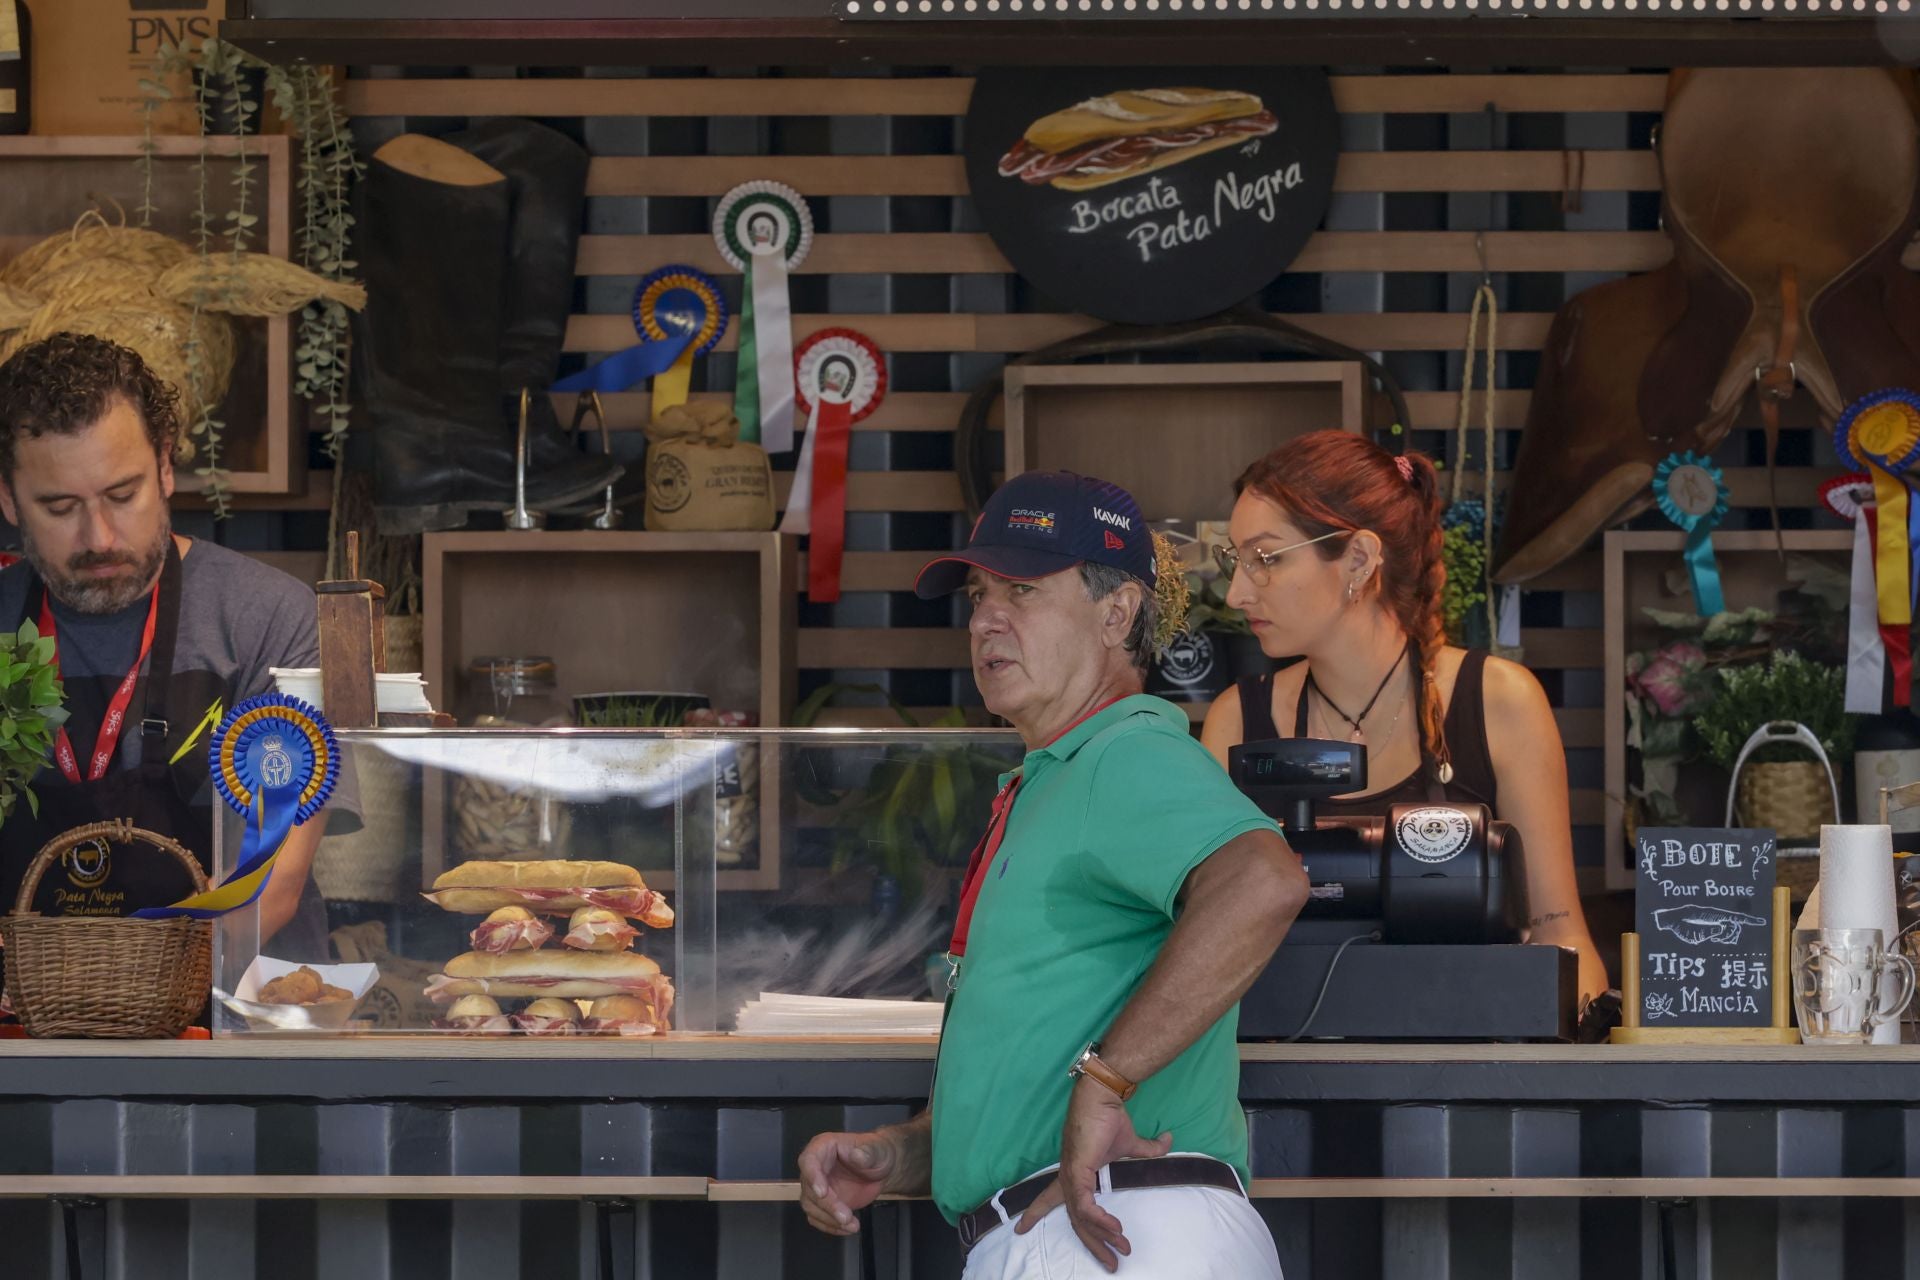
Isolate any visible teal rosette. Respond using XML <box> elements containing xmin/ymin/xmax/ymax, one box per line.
<box><xmin>1653</xmin><ymin>451</ymin><xmax>1730</xmax><ymax>617</ymax></box>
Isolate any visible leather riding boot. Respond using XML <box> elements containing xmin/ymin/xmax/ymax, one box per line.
<box><xmin>444</xmin><ymin>119</ymin><xmax>623</xmax><ymax>500</ymax></box>
<box><xmin>353</xmin><ymin>133</ymin><xmax>619</xmax><ymax>535</ymax></box>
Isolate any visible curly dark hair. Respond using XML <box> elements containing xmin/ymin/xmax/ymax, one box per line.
<box><xmin>0</xmin><ymin>333</ymin><xmax>179</xmax><ymax>481</ymax></box>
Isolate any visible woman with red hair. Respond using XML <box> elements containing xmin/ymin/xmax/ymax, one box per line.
<box><xmin>1200</xmin><ymin>430</ymin><xmax>1607</xmax><ymax>1006</ymax></box>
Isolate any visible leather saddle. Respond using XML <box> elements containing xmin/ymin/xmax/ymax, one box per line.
<box><xmin>1495</xmin><ymin>68</ymin><xmax>1920</xmax><ymax>585</ymax></box>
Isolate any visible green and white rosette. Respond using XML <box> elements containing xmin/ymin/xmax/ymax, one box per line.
<box><xmin>1653</xmin><ymin>451</ymin><xmax>1731</xmax><ymax>617</ymax></box>
<box><xmin>714</xmin><ymin>181</ymin><xmax>814</xmax><ymax>452</ymax></box>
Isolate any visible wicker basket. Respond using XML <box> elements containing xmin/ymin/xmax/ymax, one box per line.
<box><xmin>1736</xmin><ymin>762</ymin><xmax>1839</xmax><ymax>842</ymax></box>
<box><xmin>0</xmin><ymin>820</ymin><xmax>211</xmax><ymax>1038</ymax></box>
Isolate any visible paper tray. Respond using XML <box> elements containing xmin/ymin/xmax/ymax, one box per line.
<box><xmin>219</xmin><ymin>956</ymin><xmax>380</xmax><ymax>1031</ymax></box>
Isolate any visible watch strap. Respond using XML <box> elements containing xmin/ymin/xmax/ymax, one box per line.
<box><xmin>1072</xmin><ymin>1044</ymin><xmax>1138</xmax><ymax>1102</ymax></box>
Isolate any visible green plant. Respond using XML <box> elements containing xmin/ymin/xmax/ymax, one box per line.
<box><xmin>577</xmin><ymin>699</ymin><xmax>690</xmax><ymax>729</ymax></box>
<box><xmin>790</xmin><ymin>683</ymin><xmax>1018</xmax><ymax>899</ymax></box>
<box><xmin>1182</xmin><ymin>570</ymin><xmax>1249</xmax><ymax>636</ymax></box>
<box><xmin>1622</xmin><ymin>555</ymin><xmax>1849</xmax><ymax>827</ymax></box>
<box><xmin>264</xmin><ymin>61</ymin><xmax>364</xmax><ymax>460</ymax></box>
<box><xmin>1440</xmin><ymin>523</ymin><xmax>1488</xmax><ymax>640</ymax></box>
<box><xmin>0</xmin><ymin>621</ymin><xmax>67</xmax><ymax>826</ymax></box>
<box><xmin>135</xmin><ymin>38</ymin><xmax>365</xmax><ymax>512</ymax></box>
<box><xmin>1692</xmin><ymin>651</ymin><xmax>1854</xmax><ymax>770</ymax></box>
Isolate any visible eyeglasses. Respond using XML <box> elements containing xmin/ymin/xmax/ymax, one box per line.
<box><xmin>1211</xmin><ymin>529</ymin><xmax>1350</xmax><ymax>587</ymax></box>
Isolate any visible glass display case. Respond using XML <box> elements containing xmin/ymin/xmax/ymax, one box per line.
<box><xmin>211</xmin><ymin>727</ymin><xmax>1024</xmax><ymax>1036</ymax></box>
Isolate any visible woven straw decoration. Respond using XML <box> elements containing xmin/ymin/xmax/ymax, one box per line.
<box><xmin>0</xmin><ymin>211</ymin><xmax>366</xmax><ymax>460</ymax></box>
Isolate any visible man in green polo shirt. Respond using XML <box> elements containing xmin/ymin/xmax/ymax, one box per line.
<box><xmin>799</xmin><ymin>471</ymin><xmax>1309</xmax><ymax>1277</ymax></box>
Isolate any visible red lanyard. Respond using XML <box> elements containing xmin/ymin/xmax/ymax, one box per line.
<box><xmin>948</xmin><ymin>777</ymin><xmax>1021</xmax><ymax>960</ymax></box>
<box><xmin>946</xmin><ymin>696</ymin><xmax>1129</xmax><ymax>960</ymax></box>
<box><xmin>38</xmin><ymin>583</ymin><xmax>162</xmax><ymax>784</ymax></box>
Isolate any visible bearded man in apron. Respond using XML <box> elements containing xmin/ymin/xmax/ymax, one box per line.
<box><xmin>0</xmin><ymin>333</ymin><xmax>347</xmax><ymax>962</ymax></box>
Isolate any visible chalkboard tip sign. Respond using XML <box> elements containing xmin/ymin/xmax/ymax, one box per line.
<box><xmin>1633</xmin><ymin>827</ymin><xmax>1778</xmax><ymax>1029</ymax></box>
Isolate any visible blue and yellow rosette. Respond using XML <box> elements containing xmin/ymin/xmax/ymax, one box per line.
<box><xmin>132</xmin><ymin>694</ymin><xmax>338</xmax><ymax>920</ymax></box>
<box><xmin>1835</xmin><ymin>389</ymin><xmax>1920</xmax><ymax>634</ymax></box>
<box><xmin>552</xmin><ymin>266</ymin><xmax>728</xmax><ymax>422</ymax></box>
<box><xmin>1653</xmin><ymin>451</ymin><xmax>1730</xmax><ymax>617</ymax></box>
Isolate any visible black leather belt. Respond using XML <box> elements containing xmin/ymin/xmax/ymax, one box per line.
<box><xmin>956</xmin><ymin>1155</ymin><xmax>1244</xmax><ymax>1256</ymax></box>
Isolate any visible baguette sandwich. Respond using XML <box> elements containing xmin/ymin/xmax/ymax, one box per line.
<box><xmin>424</xmin><ymin>859</ymin><xmax>675</xmax><ymax>929</ymax></box>
<box><xmin>998</xmin><ymin>88</ymin><xmax>1278</xmax><ymax>192</ymax></box>
<box><xmin>424</xmin><ymin>948</ymin><xmax>676</xmax><ymax>1024</ymax></box>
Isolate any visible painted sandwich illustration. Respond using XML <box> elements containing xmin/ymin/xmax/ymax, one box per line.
<box><xmin>997</xmin><ymin>88</ymin><xmax>1279</xmax><ymax>191</ymax></box>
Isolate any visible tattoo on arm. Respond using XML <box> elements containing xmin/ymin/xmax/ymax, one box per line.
<box><xmin>1529</xmin><ymin>910</ymin><xmax>1572</xmax><ymax>928</ymax></box>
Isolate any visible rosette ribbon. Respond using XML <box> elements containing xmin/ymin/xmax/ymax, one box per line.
<box><xmin>1835</xmin><ymin>390</ymin><xmax>1920</xmax><ymax>707</ymax></box>
<box><xmin>1653</xmin><ymin>451</ymin><xmax>1730</xmax><ymax>617</ymax></box>
<box><xmin>133</xmin><ymin>695</ymin><xmax>339</xmax><ymax>920</ymax></box>
<box><xmin>781</xmin><ymin>329</ymin><xmax>887</xmax><ymax>603</ymax></box>
<box><xmin>552</xmin><ymin>267</ymin><xmax>726</xmax><ymax>422</ymax></box>
<box><xmin>714</xmin><ymin>182</ymin><xmax>813</xmax><ymax>453</ymax></box>
<box><xmin>1822</xmin><ymin>473</ymin><xmax>1897</xmax><ymax>711</ymax></box>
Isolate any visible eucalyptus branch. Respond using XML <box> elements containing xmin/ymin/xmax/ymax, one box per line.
<box><xmin>184</xmin><ymin>37</ymin><xmax>230</xmax><ymax>517</ymax></box>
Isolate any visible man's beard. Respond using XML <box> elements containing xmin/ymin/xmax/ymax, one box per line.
<box><xmin>23</xmin><ymin>520</ymin><xmax>170</xmax><ymax>615</ymax></box>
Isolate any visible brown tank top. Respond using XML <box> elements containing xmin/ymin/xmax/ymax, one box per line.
<box><xmin>1233</xmin><ymin>649</ymin><xmax>1499</xmax><ymax>814</ymax></box>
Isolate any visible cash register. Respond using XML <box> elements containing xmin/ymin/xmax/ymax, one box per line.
<box><xmin>1231</xmin><ymin>738</ymin><xmax>1578</xmax><ymax>1041</ymax></box>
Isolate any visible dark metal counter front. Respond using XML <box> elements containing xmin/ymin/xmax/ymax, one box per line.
<box><xmin>4</xmin><ymin>1040</ymin><xmax>1920</xmax><ymax>1278</ymax></box>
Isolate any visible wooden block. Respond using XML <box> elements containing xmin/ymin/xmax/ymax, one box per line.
<box><xmin>316</xmin><ymin>584</ymin><xmax>384</xmax><ymax>729</ymax></box>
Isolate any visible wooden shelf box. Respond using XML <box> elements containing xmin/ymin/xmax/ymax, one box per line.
<box><xmin>1602</xmin><ymin>528</ymin><xmax>1852</xmax><ymax>891</ymax></box>
<box><xmin>422</xmin><ymin>530</ymin><xmax>798</xmax><ymax>891</ymax></box>
<box><xmin>1004</xmin><ymin>361</ymin><xmax>1382</xmax><ymax>523</ymax></box>
<box><xmin>0</xmin><ymin>136</ymin><xmax>302</xmax><ymax>496</ymax></box>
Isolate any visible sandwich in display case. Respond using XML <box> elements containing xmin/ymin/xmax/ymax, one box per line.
<box><xmin>211</xmin><ymin>726</ymin><xmax>1025</xmax><ymax>1037</ymax></box>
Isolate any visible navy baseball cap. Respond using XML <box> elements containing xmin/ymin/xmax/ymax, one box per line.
<box><xmin>915</xmin><ymin>470</ymin><xmax>1156</xmax><ymax>599</ymax></box>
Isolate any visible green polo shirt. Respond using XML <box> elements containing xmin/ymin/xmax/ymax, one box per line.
<box><xmin>927</xmin><ymin>694</ymin><xmax>1283</xmax><ymax>1223</ymax></box>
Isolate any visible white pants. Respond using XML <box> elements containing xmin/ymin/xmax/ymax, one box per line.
<box><xmin>959</xmin><ymin>1160</ymin><xmax>1284</xmax><ymax>1280</ymax></box>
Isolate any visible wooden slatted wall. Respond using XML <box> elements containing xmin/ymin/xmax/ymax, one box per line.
<box><xmin>328</xmin><ymin>67</ymin><xmax>1850</xmax><ymax>877</ymax></box>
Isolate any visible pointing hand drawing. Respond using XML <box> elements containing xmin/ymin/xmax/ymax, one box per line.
<box><xmin>1652</xmin><ymin>905</ymin><xmax>1768</xmax><ymax>945</ymax></box>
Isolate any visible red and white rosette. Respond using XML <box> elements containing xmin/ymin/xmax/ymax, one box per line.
<box><xmin>1823</xmin><ymin>472</ymin><xmax>1897</xmax><ymax>713</ymax></box>
<box><xmin>781</xmin><ymin>328</ymin><xmax>886</xmax><ymax>604</ymax></box>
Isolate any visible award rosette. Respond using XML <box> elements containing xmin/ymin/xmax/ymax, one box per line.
<box><xmin>1653</xmin><ymin>451</ymin><xmax>1730</xmax><ymax>617</ymax></box>
<box><xmin>134</xmin><ymin>694</ymin><xmax>339</xmax><ymax>920</ymax></box>
<box><xmin>1822</xmin><ymin>472</ymin><xmax>1898</xmax><ymax>712</ymax></box>
<box><xmin>1836</xmin><ymin>389</ymin><xmax>1920</xmax><ymax>636</ymax></box>
<box><xmin>713</xmin><ymin>181</ymin><xmax>813</xmax><ymax>453</ymax></box>
<box><xmin>552</xmin><ymin>266</ymin><xmax>727</xmax><ymax>422</ymax></box>
<box><xmin>781</xmin><ymin>328</ymin><xmax>887</xmax><ymax>604</ymax></box>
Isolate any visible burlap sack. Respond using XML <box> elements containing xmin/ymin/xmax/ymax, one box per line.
<box><xmin>644</xmin><ymin>402</ymin><xmax>774</xmax><ymax>531</ymax></box>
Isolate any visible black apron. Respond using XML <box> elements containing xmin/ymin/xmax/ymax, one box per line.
<box><xmin>0</xmin><ymin>543</ymin><xmax>204</xmax><ymax>922</ymax></box>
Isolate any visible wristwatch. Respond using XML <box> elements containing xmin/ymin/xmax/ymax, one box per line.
<box><xmin>1068</xmin><ymin>1042</ymin><xmax>1138</xmax><ymax>1102</ymax></box>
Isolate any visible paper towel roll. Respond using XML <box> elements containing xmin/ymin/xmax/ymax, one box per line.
<box><xmin>1810</xmin><ymin>824</ymin><xmax>1903</xmax><ymax>1044</ymax></box>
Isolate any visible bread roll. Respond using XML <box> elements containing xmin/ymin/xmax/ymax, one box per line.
<box><xmin>444</xmin><ymin>950</ymin><xmax>660</xmax><ymax>980</ymax></box>
<box><xmin>448</xmin><ymin>994</ymin><xmax>503</xmax><ymax>1019</ymax></box>
<box><xmin>432</xmin><ymin>860</ymin><xmax>645</xmax><ymax>891</ymax></box>
<box><xmin>470</xmin><ymin>905</ymin><xmax>554</xmax><ymax>955</ymax></box>
<box><xmin>522</xmin><ymin>997</ymin><xmax>581</xmax><ymax>1022</ymax></box>
<box><xmin>427</xmin><ymin>949</ymin><xmax>666</xmax><ymax>1001</ymax></box>
<box><xmin>564</xmin><ymin>905</ymin><xmax>638</xmax><ymax>953</ymax></box>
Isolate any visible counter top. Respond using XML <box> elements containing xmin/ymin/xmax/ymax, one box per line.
<box><xmin>4</xmin><ymin>1037</ymin><xmax>1920</xmax><ymax>1102</ymax></box>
